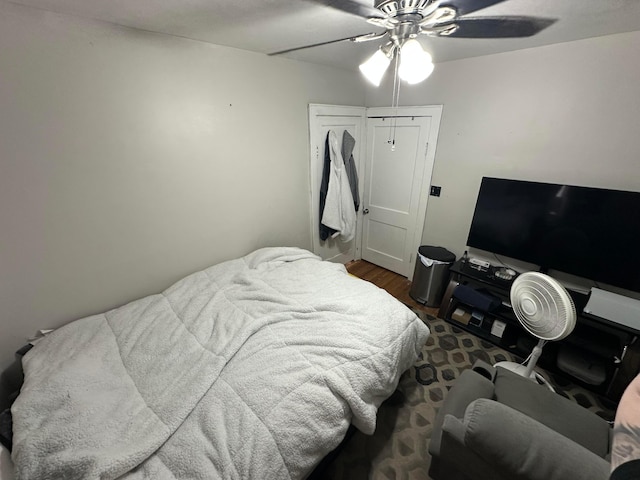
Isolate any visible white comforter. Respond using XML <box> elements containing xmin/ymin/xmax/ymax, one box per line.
<box><xmin>11</xmin><ymin>247</ymin><xmax>430</xmax><ymax>479</ymax></box>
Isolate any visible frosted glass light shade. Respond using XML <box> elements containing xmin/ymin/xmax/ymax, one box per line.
<box><xmin>398</xmin><ymin>39</ymin><xmax>434</xmax><ymax>84</ymax></box>
<box><xmin>359</xmin><ymin>49</ymin><xmax>392</xmax><ymax>86</ymax></box>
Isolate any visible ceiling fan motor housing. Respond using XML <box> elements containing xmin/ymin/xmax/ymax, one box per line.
<box><xmin>376</xmin><ymin>0</ymin><xmax>439</xmax><ymax>18</ymax></box>
<box><xmin>390</xmin><ymin>23</ymin><xmax>421</xmax><ymax>44</ymax></box>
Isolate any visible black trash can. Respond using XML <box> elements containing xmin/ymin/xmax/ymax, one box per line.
<box><xmin>409</xmin><ymin>246</ymin><xmax>456</xmax><ymax>307</ymax></box>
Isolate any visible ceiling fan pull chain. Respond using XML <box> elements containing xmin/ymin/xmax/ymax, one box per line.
<box><xmin>392</xmin><ymin>68</ymin><xmax>402</xmax><ymax>149</ymax></box>
<box><xmin>388</xmin><ymin>52</ymin><xmax>401</xmax><ymax>151</ymax></box>
<box><xmin>387</xmin><ymin>53</ymin><xmax>398</xmax><ymax>147</ymax></box>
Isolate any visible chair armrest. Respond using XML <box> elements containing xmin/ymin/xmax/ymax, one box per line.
<box><xmin>493</xmin><ymin>366</ymin><xmax>611</xmax><ymax>456</ymax></box>
<box><xmin>428</xmin><ymin>368</ymin><xmax>495</xmax><ymax>458</ymax></box>
<box><xmin>443</xmin><ymin>399</ymin><xmax>609</xmax><ymax>480</ymax></box>
<box><xmin>0</xmin><ymin>444</ymin><xmax>15</xmax><ymax>480</ymax></box>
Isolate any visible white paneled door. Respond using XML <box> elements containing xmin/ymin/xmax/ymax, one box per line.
<box><xmin>362</xmin><ymin>107</ymin><xmax>441</xmax><ymax>278</ymax></box>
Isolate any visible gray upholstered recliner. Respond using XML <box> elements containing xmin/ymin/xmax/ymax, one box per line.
<box><xmin>428</xmin><ymin>361</ymin><xmax>612</xmax><ymax>480</ymax></box>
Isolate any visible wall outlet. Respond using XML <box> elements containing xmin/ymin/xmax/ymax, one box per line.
<box><xmin>430</xmin><ymin>185</ymin><xmax>442</xmax><ymax>197</ymax></box>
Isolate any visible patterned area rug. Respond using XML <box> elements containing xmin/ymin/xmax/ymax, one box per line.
<box><xmin>320</xmin><ymin>310</ymin><xmax>616</xmax><ymax>480</ymax></box>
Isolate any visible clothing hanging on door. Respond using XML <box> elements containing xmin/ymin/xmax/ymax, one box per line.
<box><xmin>342</xmin><ymin>130</ymin><xmax>360</xmax><ymax>212</ymax></box>
<box><xmin>319</xmin><ymin>133</ymin><xmax>338</xmax><ymax>241</ymax></box>
<box><xmin>320</xmin><ymin>130</ymin><xmax>356</xmax><ymax>242</ymax></box>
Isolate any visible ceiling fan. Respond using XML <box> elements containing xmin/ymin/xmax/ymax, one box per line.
<box><xmin>270</xmin><ymin>0</ymin><xmax>555</xmax><ymax>85</ymax></box>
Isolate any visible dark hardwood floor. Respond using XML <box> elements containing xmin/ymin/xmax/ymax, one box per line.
<box><xmin>346</xmin><ymin>260</ymin><xmax>440</xmax><ymax>318</ymax></box>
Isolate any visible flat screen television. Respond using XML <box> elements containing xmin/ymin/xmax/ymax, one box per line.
<box><xmin>467</xmin><ymin>177</ymin><xmax>640</xmax><ymax>293</ymax></box>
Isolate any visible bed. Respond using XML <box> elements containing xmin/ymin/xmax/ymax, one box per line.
<box><xmin>4</xmin><ymin>247</ymin><xmax>430</xmax><ymax>479</ymax></box>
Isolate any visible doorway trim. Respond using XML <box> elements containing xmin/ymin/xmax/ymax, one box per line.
<box><xmin>308</xmin><ymin>104</ymin><xmax>443</xmax><ymax>279</ymax></box>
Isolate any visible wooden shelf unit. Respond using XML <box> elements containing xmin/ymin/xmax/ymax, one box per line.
<box><xmin>438</xmin><ymin>260</ymin><xmax>638</xmax><ymax>400</ymax></box>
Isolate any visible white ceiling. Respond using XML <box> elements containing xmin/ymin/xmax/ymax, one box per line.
<box><xmin>8</xmin><ymin>0</ymin><xmax>640</xmax><ymax>70</ymax></box>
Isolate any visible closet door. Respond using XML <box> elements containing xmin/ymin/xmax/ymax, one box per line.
<box><xmin>361</xmin><ymin>106</ymin><xmax>442</xmax><ymax>278</ymax></box>
<box><xmin>308</xmin><ymin>104</ymin><xmax>366</xmax><ymax>264</ymax></box>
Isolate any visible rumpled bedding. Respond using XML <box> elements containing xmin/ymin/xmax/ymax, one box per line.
<box><xmin>11</xmin><ymin>247</ymin><xmax>430</xmax><ymax>479</ymax></box>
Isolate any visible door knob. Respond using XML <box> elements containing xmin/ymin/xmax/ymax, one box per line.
<box><xmin>363</xmin><ymin>208</ymin><xmax>370</xmax><ymax>215</ymax></box>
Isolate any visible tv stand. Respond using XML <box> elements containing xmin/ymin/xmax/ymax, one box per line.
<box><xmin>438</xmin><ymin>260</ymin><xmax>640</xmax><ymax>401</ymax></box>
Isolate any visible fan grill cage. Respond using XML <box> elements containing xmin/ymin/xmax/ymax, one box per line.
<box><xmin>510</xmin><ymin>272</ymin><xmax>576</xmax><ymax>341</ymax></box>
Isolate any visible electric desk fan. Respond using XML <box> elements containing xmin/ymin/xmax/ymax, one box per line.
<box><xmin>495</xmin><ymin>272</ymin><xmax>577</xmax><ymax>389</ymax></box>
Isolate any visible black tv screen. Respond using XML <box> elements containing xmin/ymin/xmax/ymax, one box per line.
<box><xmin>467</xmin><ymin>177</ymin><xmax>640</xmax><ymax>293</ymax></box>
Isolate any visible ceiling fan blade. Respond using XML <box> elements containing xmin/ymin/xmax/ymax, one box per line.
<box><xmin>351</xmin><ymin>31</ymin><xmax>388</xmax><ymax>42</ymax></box>
<box><xmin>439</xmin><ymin>0</ymin><xmax>508</xmax><ymax>17</ymax></box>
<box><xmin>442</xmin><ymin>16</ymin><xmax>556</xmax><ymax>38</ymax></box>
<box><xmin>307</xmin><ymin>0</ymin><xmax>385</xmax><ymax>19</ymax></box>
<box><xmin>268</xmin><ymin>32</ymin><xmax>382</xmax><ymax>56</ymax></box>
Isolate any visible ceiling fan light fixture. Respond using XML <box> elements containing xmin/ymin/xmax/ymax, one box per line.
<box><xmin>398</xmin><ymin>39</ymin><xmax>434</xmax><ymax>84</ymax></box>
<box><xmin>359</xmin><ymin>47</ymin><xmax>393</xmax><ymax>86</ymax></box>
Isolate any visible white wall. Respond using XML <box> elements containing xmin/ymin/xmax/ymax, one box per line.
<box><xmin>366</xmin><ymin>31</ymin><xmax>640</xmax><ymax>263</ymax></box>
<box><xmin>2</xmin><ymin>3</ymin><xmax>639</xmax><ymax>374</ymax></box>
<box><xmin>0</xmin><ymin>1</ymin><xmax>365</xmax><ymax>371</ymax></box>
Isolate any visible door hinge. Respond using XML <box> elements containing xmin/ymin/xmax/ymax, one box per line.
<box><xmin>425</xmin><ymin>142</ymin><xmax>429</xmax><ymax>156</ymax></box>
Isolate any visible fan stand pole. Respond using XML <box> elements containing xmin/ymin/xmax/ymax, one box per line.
<box><xmin>523</xmin><ymin>338</ymin><xmax>546</xmax><ymax>378</ymax></box>
<box><xmin>526</xmin><ymin>339</ymin><xmax>556</xmax><ymax>392</ymax></box>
